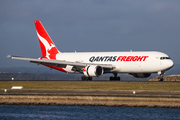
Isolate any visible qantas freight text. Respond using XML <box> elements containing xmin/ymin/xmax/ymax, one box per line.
<box><xmin>89</xmin><ymin>56</ymin><xmax>149</xmax><ymax>62</ymax></box>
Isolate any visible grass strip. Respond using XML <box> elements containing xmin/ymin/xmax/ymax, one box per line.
<box><xmin>0</xmin><ymin>81</ymin><xmax>180</xmax><ymax>91</ymax></box>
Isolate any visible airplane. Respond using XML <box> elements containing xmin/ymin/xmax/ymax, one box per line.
<box><xmin>7</xmin><ymin>20</ymin><xmax>174</xmax><ymax>81</ymax></box>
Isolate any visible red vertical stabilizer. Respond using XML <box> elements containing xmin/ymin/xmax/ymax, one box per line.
<box><xmin>34</xmin><ymin>20</ymin><xmax>60</xmax><ymax>59</ymax></box>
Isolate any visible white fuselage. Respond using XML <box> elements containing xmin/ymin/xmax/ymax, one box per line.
<box><xmin>55</xmin><ymin>51</ymin><xmax>174</xmax><ymax>74</ymax></box>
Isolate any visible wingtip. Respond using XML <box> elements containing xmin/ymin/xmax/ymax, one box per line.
<box><xmin>7</xmin><ymin>55</ymin><xmax>12</xmax><ymax>58</ymax></box>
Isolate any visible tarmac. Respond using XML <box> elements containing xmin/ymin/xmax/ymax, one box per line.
<box><xmin>1</xmin><ymin>89</ymin><xmax>180</xmax><ymax>108</ymax></box>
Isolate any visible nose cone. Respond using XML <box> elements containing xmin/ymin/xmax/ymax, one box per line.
<box><xmin>169</xmin><ymin>60</ymin><xmax>174</xmax><ymax>68</ymax></box>
<box><xmin>166</xmin><ymin>60</ymin><xmax>174</xmax><ymax>70</ymax></box>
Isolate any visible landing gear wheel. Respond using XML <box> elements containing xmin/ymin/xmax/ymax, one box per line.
<box><xmin>81</xmin><ymin>76</ymin><xmax>92</xmax><ymax>81</ymax></box>
<box><xmin>117</xmin><ymin>77</ymin><xmax>120</xmax><ymax>81</ymax></box>
<box><xmin>110</xmin><ymin>76</ymin><xmax>114</xmax><ymax>81</ymax></box>
<box><xmin>109</xmin><ymin>76</ymin><xmax>121</xmax><ymax>81</ymax></box>
<box><xmin>159</xmin><ymin>78</ymin><xmax>163</xmax><ymax>81</ymax></box>
<box><xmin>88</xmin><ymin>77</ymin><xmax>92</xmax><ymax>81</ymax></box>
<box><xmin>81</xmin><ymin>76</ymin><xmax>86</xmax><ymax>81</ymax></box>
<box><xmin>109</xmin><ymin>73</ymin><xmax>121</xmax><ymax>81</ymax></box>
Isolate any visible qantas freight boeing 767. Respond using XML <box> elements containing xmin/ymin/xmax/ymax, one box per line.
<box><xmin>8</xmin><ymin>20</ymin><xmax>174</xmax><ymax>81</ymax></box>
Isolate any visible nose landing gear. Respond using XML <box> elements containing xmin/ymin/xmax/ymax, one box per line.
<box><xmin>159</xmin><ymin>74</ymin><xmax>164</xmax><ymax>81</ymax></box>
<box><xmin>109</xmin><ymin>73</ymin><xmax>121</xmax><ymax>81</ymax></box>
<box><xmin>158</xmin><ymin>71</ymin><xmax>165</xmax><ymax>81</ymax></box>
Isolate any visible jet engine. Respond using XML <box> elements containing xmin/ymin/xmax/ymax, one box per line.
<box><xmin>83</xmin><ymin>65</ymin><xmax>104</xmax><ymax>77</ymax></box>
<box><xmin>131</xmin><ymin>73</ymin><xmax>151</xmax><ymax>78</ymax></box>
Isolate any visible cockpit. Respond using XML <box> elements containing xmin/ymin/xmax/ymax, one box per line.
<box><xmin>160</xmin><ymin>57</ymin><xmax>171</xmax><ymax>60</ymax></box>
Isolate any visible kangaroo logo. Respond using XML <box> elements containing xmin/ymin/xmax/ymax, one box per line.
<box><xmin>37</xmin><ymin>32</ymin><xmax>59</xmax><ymax>59</ymax></box>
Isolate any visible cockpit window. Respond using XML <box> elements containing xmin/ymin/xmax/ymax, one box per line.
<box><xmin>160</xmin><ymin>57</ymin><xmax>170</xmax><ymax>60</ymax></box>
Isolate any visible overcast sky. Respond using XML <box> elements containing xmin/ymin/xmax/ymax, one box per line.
<box><xmin>1</xmin><ymin>0</ymin><xmax>180</xmax><ymax>68</ymax></box>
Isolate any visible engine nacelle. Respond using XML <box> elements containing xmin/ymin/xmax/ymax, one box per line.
<box><xmin>83</xmin><ymin>65</ymin><xmax>104</xmax><ymax>77</ymax></box>
<box><xmin>131</xmin><ymin>73</ymin><xmax>151</xmax><ymax>78</ymax></box>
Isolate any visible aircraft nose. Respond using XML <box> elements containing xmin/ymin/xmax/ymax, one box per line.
<box><xmin>167</xmin><ymin>60</ymin><xmax>174</xmax><ymax>69</ymax></box>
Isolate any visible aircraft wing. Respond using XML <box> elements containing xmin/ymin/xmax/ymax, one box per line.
<box><xmin>7</xmin><ymin>55</ymin><xmax>114</xmax><ymax>70</ymax></box>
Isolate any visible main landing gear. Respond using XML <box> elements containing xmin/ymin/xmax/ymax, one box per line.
<box><xmin>109</xmin><ymin>73</ymin><xmax>120</xmax><ymax>81</ymax></box>
<box><xmin>81</xmin><ymin>76</ymin><xmax>92</xmax><ymax>81</ymax></box>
